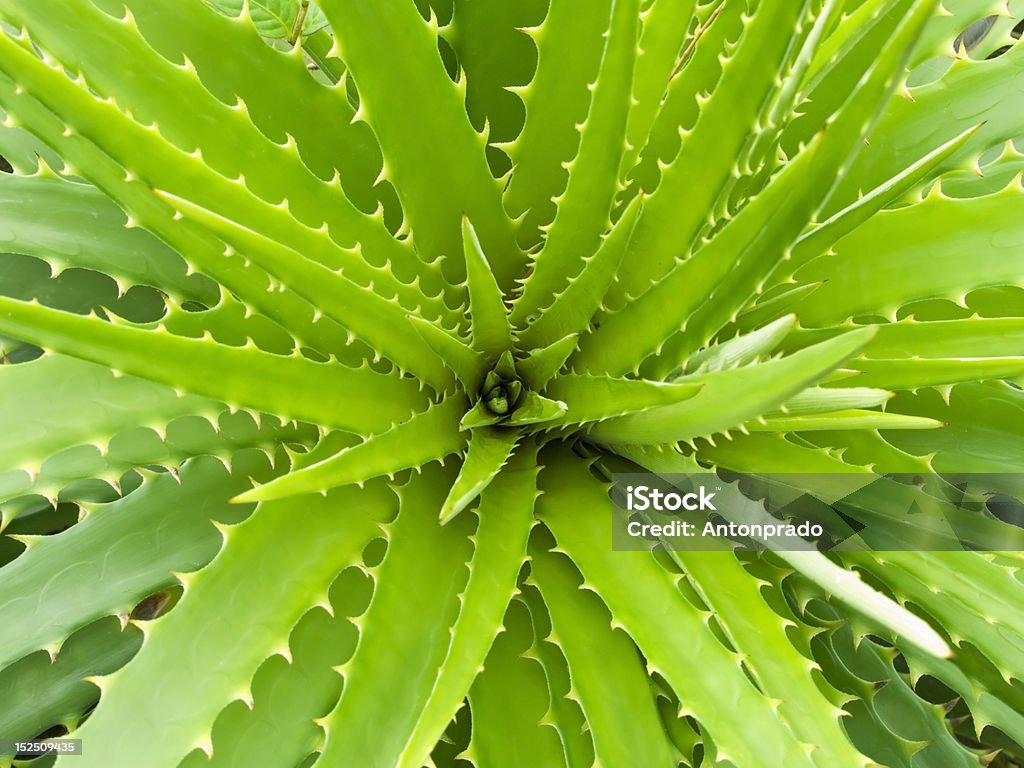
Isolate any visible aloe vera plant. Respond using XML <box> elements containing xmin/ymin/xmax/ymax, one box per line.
<box><xmin>2</xmin><ymin>0</ymin><xmax>1024</xmax><ymax>765</ymax></box>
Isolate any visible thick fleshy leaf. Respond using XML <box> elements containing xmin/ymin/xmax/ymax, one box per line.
<box><xmin>536</xmin><ymin>447</ymin><xmax>820</xmax><ymax>768</ymax></box>
<box><xmin>0</xmin><ymin>454</ymin><xmax>270</xmax><ymax>672</ymax></box>
<box><xmin>513</xmin><ymin>0</ymin><xmax>640</xmax><ymax>321</ymax></box>
<box><xmin>317</xmin><ymin>467</ymin><xmax>476</xmax><ymax>767</ymax></box>
<box><xmin>528</xmin><ymin>540</ymin><xmax>677</xmax><ymax>768</ymax></box>
<box><xmin>396</xmin><ymin>443</ymin><xmax>539</xmax><ymax>768</ymax></box>
<box><xmin>63</xmin><ymin>480</ymin><xmax>393</xmax><ymax>768</ymax></box>
<box><xmin>467</xmin><ymin>598</ymin><xmax>569</xmax><ymax>767</ymax></box>
<box><xmin>589</xmin><ymin>329</ymin><xmax>874</xmax><ymax>444</ymax></box>
<box><xmin>440</xmin><ymin>428</ymin><xmax>519</xmax><ymax>524</ymax></box>
<box><xmin>503</xmin><ymin>0</ymin><xmax>613</xmax><ymax>249</ymax></box>
<box><xmin>792</xmin><ymin>183</ymin><xmax>1024</xmax><ymax>326</ymax></box>
<box><xmin>463</xmin><ymin>217</ymin><xmax>513</xmax><ymax>356</ymax></box>
<box><xmin>0</xmin><ymin>297</ymin><xmax>428</xmax><ymax>434</ymax></box>
<box><xmin>318</xmin><ymin>0</ymin><xmax>523</xmax><ymax>288</ymax></box>
<box><xmin>0</xmin><ymin>173</ymin><xmax>215</xmax><ymax>303</ymax></box>
<box><xmin>235</xmin><ymin>397</ymin><xmax>468</xmax><ymax>503</ymax></box>
<box><xmin>610</xmin><ymin>0</ymin><xmax>812</xmax><ymax>302</ymax></box>
<box><xmin>514</xmin><ymin>194</ymin><xmax>642</xmax><ymax>348</ymax></box>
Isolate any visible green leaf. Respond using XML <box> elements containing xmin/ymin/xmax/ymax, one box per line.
<box><xmin>670</xmin><ymin>551</ymin><xmax>868</xmax><ymax>766</ymax></box>
<box><xmin>573</xmin><ymin>142</ymin><xmax>821</xmax><ymax>377</ymax></box>
<box><xmin>585</xmin><ymin>0</ymin><xmax>937</xmax><ymax>378</ymax></box>
<box><xmin>883</xmin><ymin>382</ymin><xmax>1024</xmax><ymax>473</ymax></box>
<box><xmin>589</xmin><ymin>329</ymin><xmax>874</xmax><ymax>445</ymax></box>
<box><xmin>206</xmin><ymin>0</ymin><xmax>328</xmax><ymax>40</ymax></box>
<box><xmin>122</xmin><ymin>0</ymin><xmax>418</xmax><ymax>278</ymax></box>
<box><xmin>535</xmin><ymin>447</ymin><xmax>819</xmax><ymax>768</ymax></box>
<box><xmin>0</xmin><ymin>40</ymin><xmax>366</xmax><ymax>360</ymax></box>
<box><xmin>528</xmin><ymin>541</ymin><xmax>677</xmax><ymax>768</ymax></box>
<box><xmin>0</xmin><ymin>617</ymin><xmax>141</xmax><ymax>744</ymax></box>
<box><xmin>791</xmin><ymin>184</ymin><xmax>1024</xmax><ymax>327</ymax></box>
<box><xmin>468</xmin><ymin>598</ymin><xmax>569</xmax><ymax>767</ymax></box>
<box><xmin>853</xmin><ymin>550</ymin><xmax>1024</xmax><ymax>680</ymax></box>
<box><xmin>681</xmin><ymin>315</ymin><xmax>796</xmax><ymax>375</ymax></box>
<box><xmin>806</xmin><ymin>609</ymin><xmax>980</xmax><ymax>768</ymax></box>
<box><xmin>235</xmin><ymin>397</ymin><xmax>468</xmax><ymax>503</ymax></box>
<box><xmin>513</xmin><ymin>0</ymin><xmax>640</xmax><ymax>321</ymax></box>
<box><xmin>0</xmin><ymin>354</ymin><xmax>217</xmax><ymax>484</ymax></box>
<box><xmin>409</xmin><ymin>315</ymin><xmax>489</xmax><ymax>391</ymax></box>
<box><xmin>0</xmin><ymin>174</ymin><xmax>215</xmax><ymax>304</ymax></box>
<box><xmin>516</xmin><ymin>334</ymin><xmax>579</xmax><ymax>390</ymax></box>
<box><xmin>541</xmin><ymin>373</ymin><xmax>702</xmax><ymax>428</ymax></box>
<box><xmin>440</xmin><ymin>428</ymin><xmax>518</xmax><ymax>524</ymax></box>
<box><xmin>463</xmin><ymin>217</ymin><xmax>513</xmax><ymax>356</ymax></box>
<box><xmin>0</xmin><ymin>0</ymin><xmax>410</xmax><ymax>295</ymax></box>
<box><xmin>503</xmin><ymin>0</ymin><xmax>613</xmax><ymax>250</ymax></box>
<box><xmin>317</xmin><ymin>467</ymin><xmax>476</xmax><ymax>768</ymax></box>
<box><xmin>621</xmin><ymin>444</ymin><xmax>952</xmax><ymax>658</ymax></box>
<box><xmin>158</xmin><ymin>191</ymin><xmax>454</xmax><ymax>390</ymax></box>
<box><xmin>772</xmin><ymin>386</ymin><xmax>893</xmax><ymax>415</ymax></box>
<box><xmin>830</xmin><ymin>39</ymin><xmax>1024</xmax><ymax>214</ymax></box>
<box><xmin>514</xmin><ymin>193</ymin><xmax>642</xmax><ymax>349</ymax></box>
<box><xmin>0</xmin><ymin>297</ymin><xmax>428</xmax><ymax>435</ymax></box>
<box><xmin>0</xmin><ymin>454</ymin><xmax>268</xmax><ymax>672</ymax></box>
<box><xmin>445</xmin><ymin>0</ymin><xmax>547</xmax><ymax>178</ymax></box>
<box><xmin>610</xmin><ymin>0</ymin><xmax>811</xmax><ymax>303</ymax></box>
<box><xmin>397</xmin><ymin>444</ymin><xmax>539</xmax><ymax>768</ymax></box>
<box><xmin>777</xmin><ymin>123</ymin><xmax>982</xmax><ymax>282</ymax></box>
<box><xmin>177</xmin><ymin>568</ymin><xmax>370</xmax><ymax>768</ymax></box>
<box><xmin>0</xmin><ymin>105</ymin><xmax>63</xmax><ymax>174</ymax></box>
<box><xmin>518</xmin><ymin>586</ymin><xmax>595</xmax><ymax>768</ymax></box>
<box><xmin>750</xmin><ymin>409</ymin><xmax>942</xmax><ymax>432</ymax></box>
<box><xmin>65</xmin><ymin>480</ymin><xmax>392</xmax><ymax>768</ymax></box>
<box><xmin>318</xmin><ymin>0</ymin><xmax>523</xmax><ymax>289</ymax></box>
<box><xmin>902</xmin><ymin>639</ymin><xmax>1024</xmax><ymax>749</ymax></box>
<box><xmin>618</xmin><ymin>0</ymin><xmax>699</xmax><ymax>179</ymax></box>
<box><xmin>503</xmin><ymin>391</ymin><xmax>569</xmax><ymax>428</ymax></box>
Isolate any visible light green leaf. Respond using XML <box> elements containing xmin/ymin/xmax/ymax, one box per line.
<box><xmin>235</xmin><ymin>397</ymin><xmax>468</xmax><ymax>503</ymax></box>
<box><xmin>62</xmin><ymin>479</ymin><xmax>392</xmax><ymax>768</ymax></box>
<box><xmin>440</xmin><ymin>428</ymin><xmax>519</xmax><ymax>524</ymax></box>
<box><xmin>750</xmin><ymin>409</ymin><xmax>942</xmax><ymax>432</ymax></box>
<box><xmin>590</xmin><ymin>329</ymin><xmax>874</xmax><ymax>444</ymax></box>
<box><xmin>516</xmin><ymin>334</ymin><xmax>579</xmax><ymax>390</ymax></box>
<box><xmin>397</xmin><ymin>444</ymin><xmax>539</xmax><ymax>768</ymax></box>
<box><xmin>0</xmin><ymin>174</ymin><xmax>215</xmax><ymax>304</ymax></box>
<box><xmin>514</xmin><ymin>194</ymin><xmax>642</xmax><ymax>349</ymax></box>
<box><xmin>0</xmin><ymin>454</ymin><xmax>269</xmax><ymax>672</ymax></box>
<box><xmin>317</xmin><ymin>467</ymin><xmax>476</xmax><ymax>768</ymax></box>
<box><xmin>671</xmin><ymin>550</ymin><xmax>868</xmax><ymax>766</ymax></box>
<box><xmin>0</xmin><ymin>617</ymin><xmax>141</xmax><ymax>745</ymax></box>
<box><xmin>610</xmin><ymin>0</ymin><xmax>811</xmax><ymax>302</ymax></box>
<box><xmin>468</xmin><ymin>598</ymin><xmax>569</xmax><ymax>767</ymax></box>
<box><xmin>682</xmin><ymin>315</ymin><xmax>797</xmax><ymax>375</ymax></box>
<box><xmin>0</xmin><ymin>297</ymin><xmax>428</xmax><ymax>435</ymax></box>
<box><xmin>792</xmin><ymin>184</ymin><xmax>1024</xmax><ymax>327</ymax></box>
<box><xmin>158</xmin><ymin>191</ymin><xmax>454</xmax><ymax>390</ymax></box>
<box><xmin>463</xmin><ymin>217</ymin><xmax>513</xmax><ymax>356</ymax></box>
<box><xmin>503</xmin><ymin>0</ymin><xmax>612</xmax><ymax>250</ymax></box>
<box><xmin>319</xmin><ymin>0</ymin><xmax>523</xmax><ymax>288</ymax></box>
<box><xmin>541</xmin><ymin>373</ymin><xmax>702</xmax><ymax>428</ymax></box>
<box><xmin>536</xmin><ymin>447</ymin><xmax>819</xmax><ymax>768</ymax></box>
<box><xmin>529</xmin><ymin>541</ymin><xmax>677</xmax><ymax>768</ymax></box>
<box><xmin>514</xmin><ymin>0</ymin><xmax>640</xmax><ymax>321</ymax></box>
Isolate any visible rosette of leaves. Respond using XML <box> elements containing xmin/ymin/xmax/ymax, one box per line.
<box><xmin>1</xmin><ymin>0</ymin><xmax>1024</xmax><ymax>766</ymax></box>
